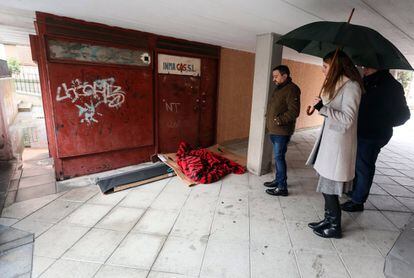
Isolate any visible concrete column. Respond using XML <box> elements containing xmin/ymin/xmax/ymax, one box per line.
<box><xmin>247</xmin><ymin>33</ymin><xmax>283</xmax><ymax>175</ymax></box>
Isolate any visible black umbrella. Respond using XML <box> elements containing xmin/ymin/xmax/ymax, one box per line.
<box><xmin>277</xmin><ymin>16</ymin><xmax>413</xmax><ymax>70</ymax></box>
<box><xmin>277</xmin><ymin>8</ymin><xmax>412</xmax><ymax>115</ymax></box>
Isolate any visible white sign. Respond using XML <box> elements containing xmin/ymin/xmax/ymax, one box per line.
<box><xmin>158</xmin><ymin>54</ymin><xmax>201</xmax><ymax>76</ymax></box>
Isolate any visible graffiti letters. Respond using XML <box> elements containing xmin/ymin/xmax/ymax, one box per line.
<box><xmin>56</xmin><ymin>78</ymin><xmax>126</xmax><ymax>124</ymax></box>
<box><xmin>165</xmin><ymin>102</ymin><xmax>181</xmax><ymax>113</ymax></box>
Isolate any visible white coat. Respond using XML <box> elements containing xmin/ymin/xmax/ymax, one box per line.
<box><xmin>306</xmin><ymin>79</ymin><xmax>362</xmax><ymax>182</ymax></box>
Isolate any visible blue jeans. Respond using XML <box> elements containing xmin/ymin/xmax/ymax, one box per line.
<box><xmin>270</xmin><ymin>134</ymin><xmax>291</xmax><ymax>190</ymax></box>
<box><xmin>351</xmin><ymin>136</ymin><xmax>391</xmax><ymax>204</ymax></box>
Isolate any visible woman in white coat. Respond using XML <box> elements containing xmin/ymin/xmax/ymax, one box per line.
<box><xmin>306</xmin><ymin>50</ymin><xmax>363</xmax><ymax>239</ymax></box>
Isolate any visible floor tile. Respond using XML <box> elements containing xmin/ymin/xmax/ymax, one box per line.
<box><xmin>24</xmin><ymin>199</ymin><xmax>82</xmax><ymax>223</ymax></box>
<box><xmin>250</xmin><ymin>245</ymin><xmax>300</xmax><ymax>278</ymax></box>
<box><xmin>280</xmin><ymin>196</ymin><xmax>319</xmax><ymax>222</ymax></box>
<box><xmin>369</xmin><ymin>184</ymin><xmax>389</xmax><ymax>196</ymax></box>
<box><xmin>221</xmin><ymin>173</ymin><xmax>249</xmax><ymax>186</ymax></box>
<box><xmin>133</xmin><ymin>208</ymin><xmax>179</xmax><ymax>235</ymax></box>
<box><xmin>96</xmin><ymin>206</ymin><xmax>144</xmax><ymax>232</ymax></box>
<box><xmin>286</xmin><ymin>221</ymin><xmax>335</xmax><ymax>252</ymax></box>
<box><xmin>391</xmin><ymin>176</ymin><xmax>414</xmax><ymax>187</ymax></box>
<box><xmin>295</xmin><ymin>250</ymin><xmax>349</xmax><ymax>278</ymax></box>
<box><xmin>12</xmin><ymin>219</ymin><xmax>54</xmax><ymax>238</ymax></box>
<box><xmin>209</xmin><ymin>197</ymin><xmax>249</xmax><ymax>241</ymax></box>
<box><xmin>162</xmin><ymin>177</ymin><xmax>193</xmax><ymax>195</ymax></box>
<box><xmin>63</xmin><ymin>228</ymin><xmax>126</xmax><ymax>263</ymax></box>
<box><xmin>171</xmin><ymin>208</ymin><xmax>214</xmax><ymax>239</ymax></box>
<box><xmin>363</xmin><ymin>229</ymin><xmax>400</xmax><ymax>257</ymax></box>
<box><xmin>59</xmin><ymin>186</ymin><xmax>99</xmax><ymax>202</ymax></box>
<box><xmin>341</xmin><ymin>254</ymin><xmax>385</xmax><ymax>278</ymax></box>
<box><xmin>151</xmin><ymin>192</ymin><xmax>188</xmax><ymax>211</ymax></box>
<box><xmin>107</xmin><ymin>233</ymin><xmax>165</xmax><ymax>269</ymax></box>
<box><xmin>32</xmin><ymin>256</ymin><xmax>56</xmax><ymax>278</ymax></box>
<box><xmin>19</xmin><ymin>174</ymin><xmax>56</xmax><ymax>189</ymax></box>
<box><xmin>118</xmin><ymin>190</ymin><xmax>160</xmax><ymax>209</ymax></box>
<box><xmin>378</xmin><ymin>168</ymin><xmax>406</xmax><ymax>177</ymax></box>
<box><xmin>16</xmin><ymin>182</ymin><xmax>56</xmax><ymax>202</ymax></box>
<box><xmin>399</xmin><ymin>170</ymin><xmax>414</xmax><ymax>179</ymax></box>
<box><xmin>219</xmin><ymin>182</ymin><xmax>249</xmax><ymax>200</ymax></box>
<box><xmin>395</xmin><ymin>197</ymin><xmax>414</xmax><ymax>211</ymax></box>
<box><xmin>331</xmin><ymin>229</ymin><xmax>382</xmax><ymax>257</ymax></box>
<box><xmin>61</xmin><ymin>204</ymin><xmax>113</xmax><ymax>227</ymax></box>
<box><xmin>87</xmin><ymin>191</ymin><xmax>128</xmax><ymax>206</ymax></box>
<box><xmin>379</xmin><ymin>184</ymin><xmax>414</xmax><ymax>198</ymax></box>
<box><xmin>373</xmin><ymin>175</ymin><xmax>398</xmax><ymax>185</ymax></box>
<box><xmin>94</xmin><ymin>265</ymin><xmax>148</xmax><ymax>278</ymax></box>
<box><xmin>368</xmin><ymin>195</ymin><xmax>410</xmax><ymax>212</ymax></box>
<box><xmin>1</xmin><ymin>193</ymin><xmax>61</xmax><ymax>219</ymax></box>
<box><xmin>34</xmin><ymin>223</ymin><xmax>89</xmax><ymax>258</ymax></box>
<box><xmin>147</xmin><ymin>272</ymin><xmax>194</xmax><ymax>278</ymax></box>
<box><xmin>385</xmin><ymin>162</ymin><xmax>412</xmax><ymax>171</ymax></box>
<box><xmin>350</xmin><ymin>210</ymin><xmax>399</xmax><ymax>231</ymax></box>
<box><xmin>21</xmin><ymin>167</ymin><xmax>55</xmax><ymax>178</ymax></box>
<box><xmin>200</xmin><ymin>238</ymin><xmax>249</xmax><ymax>278</ymax></box>
<box><xmin>40</xmin><ymin>259</ymin><xmax>101</xmax><ymax>278</ymax></box>
<box><xmin>153</xmin><ymin>235</ymin><xmax>207</xmax><ymax>276</ymax></box>
<box><xmin>250</xmin><ymin>196</ymin><xmax>291</xmax><ymax>250</ymax></box>
<box><xmin>382</xmin><ymin>211</ymin><xmax>413</xmax><ymax>229</ymax></box>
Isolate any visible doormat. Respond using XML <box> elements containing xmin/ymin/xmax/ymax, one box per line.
<box><xmin>157</xmin><ymin>144</ymin><xmax>247</xmax><ymax>187</ymax></box>
<box><xmin>97</xmin><ymin>163</ymin><xmax>175</xmax><ymax>194</ymax></box>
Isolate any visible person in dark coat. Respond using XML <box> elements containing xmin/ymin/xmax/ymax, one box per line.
<box><xmin>341</xmin><ymin>68</ymin><xmax>411</xmax><ymax>212</ymax></box>
<box><xmin>264</xmin><ymin>65</ymin><xmax>301</xmax><ymax>197</ymax></box>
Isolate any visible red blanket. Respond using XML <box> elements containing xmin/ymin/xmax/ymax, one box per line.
<box><xmin>176</xmin><ymin>142</ymin><xmax>246</xmax><ymax>184</ymax></box>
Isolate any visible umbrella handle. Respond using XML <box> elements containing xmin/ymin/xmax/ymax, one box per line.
<box><xmin>307</xmin><ymin>105</ymin><xmax>315</xmax><ymax>115</ymax></box>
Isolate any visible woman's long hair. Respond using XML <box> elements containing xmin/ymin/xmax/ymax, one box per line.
<box><xmin>322</xmin><ymin>50</ymin><xmax>363</xmax><ymax>100</ymax></box>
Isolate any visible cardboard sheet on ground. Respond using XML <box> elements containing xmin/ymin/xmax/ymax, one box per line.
<box><xmin>97</xmin><ymin>163</ymin><xmax>175</xmax><ymax>194</ymax></box>
<box><xmin>157</xmin><ymin>144</ymin><xmax>247</xmax><ymax>186</ymax></box>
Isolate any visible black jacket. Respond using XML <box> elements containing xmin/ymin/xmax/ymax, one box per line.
<box><xmin>358</xmin><ymin>70</ymin><xmax>410</xmax><ymax>140</ymax></box>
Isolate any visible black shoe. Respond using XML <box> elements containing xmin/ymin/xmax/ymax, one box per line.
<box><xmin>313</xmin><ymin>224</ymin><xmax>342</xmax><ymax>239</ymax></box>
<box><xmin>265</xmin><ymin>188</ymin><xmax>288</xmax><ymax>196</ymax></box>
<box><xmin>263</xmin><ymin>180</ymin><xmax>278</xmax><ymax>188</ymax></box>
<box><xmin>308</xmin><ymin>218</ymin><xmax>330</xmax><ymax>230</ymax></box>
<box><xmin>341</xmin><ymin>201</ymin><xmax>364</xmax><ymax>212</ymax></box>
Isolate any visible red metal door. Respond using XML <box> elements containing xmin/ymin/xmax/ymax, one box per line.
<box><xmin>199</xmin><ymin>58</ymin><xmax>218</xmax><ymax>147</ymax></box>
<box><xmin>158</xmin><ymin>74</ymin><xmax>200</xmax><ymax>153</ymax></box>
<box><xmin>49</xmin><ymin>64</ymin><xmax>154</xmax><ymax>158</ymax></box>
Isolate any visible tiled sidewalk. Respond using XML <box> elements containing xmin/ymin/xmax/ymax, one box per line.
<box><xmin>1</xmin><ymin>119</ymin><xmax>414</xmax><ymax>277</ymax></box>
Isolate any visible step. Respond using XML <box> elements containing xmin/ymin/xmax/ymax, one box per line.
<box><xmin>0</xmin><ymin>225</ymin><xmax>34</xmax><ymax>254</ymax></box>
<box><xmin>17</xmin><ymin>102</ymin><xmax>32</xmax><ymax>112</ymax></box>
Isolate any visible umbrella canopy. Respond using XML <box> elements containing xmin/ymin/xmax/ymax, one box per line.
<box><xmin>277</xmin><ymin>21</ymin><xmax>413</xmax><ymax>70</ymax></box>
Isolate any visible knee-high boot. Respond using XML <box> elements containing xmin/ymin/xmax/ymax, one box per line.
<box><xmin>308</xmin><ymin>194</ymin><xmax>330</xmax><ymax>230</ymax></box>
<box><xmin>313</xmin><ymin>193</ymin><xmax>342</xmax><ymax>238</ymax></box>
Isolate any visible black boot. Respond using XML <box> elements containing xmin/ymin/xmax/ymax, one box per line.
<box><xmin>308</xmin><ymin>212</ymin><xmax>330</xmax><ymax>230</ymax></box>
<box><xmin>308</xmin><ymin>197</ymin><xmax>330</xmax><ymax>230</ymax></box>
<box><xmin>314</xmin><ymin>194</ymin><xmax>342</xmax><ymax>239</ymax></box>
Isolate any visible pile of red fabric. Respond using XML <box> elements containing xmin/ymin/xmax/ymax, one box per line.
<box><xmin>176</xmin><ymin>141</ymin><xmax>246</xmax><ymax>184</ymax></box>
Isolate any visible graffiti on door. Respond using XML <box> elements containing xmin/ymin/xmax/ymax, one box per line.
<box><xmin>56</xmin><ymin>77</ymin><xmax>126</xmax><ymax>124</ymax></box>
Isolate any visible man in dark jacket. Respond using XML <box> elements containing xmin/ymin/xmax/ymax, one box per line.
<box><xmin>264</xmin><ymin>65</ymin><xmax>301</xmax><ymax>197</ymax></box>
<box><xmin>342</xmin><ymin>68</ymin><xmax>411</xmax><ymax>211</ymax></box>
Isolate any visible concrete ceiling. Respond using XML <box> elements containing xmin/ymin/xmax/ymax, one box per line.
<box><xmin>0</xmin><ymin>0</ymin><xmax>414</xmax><ymax>65</ymax></box>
